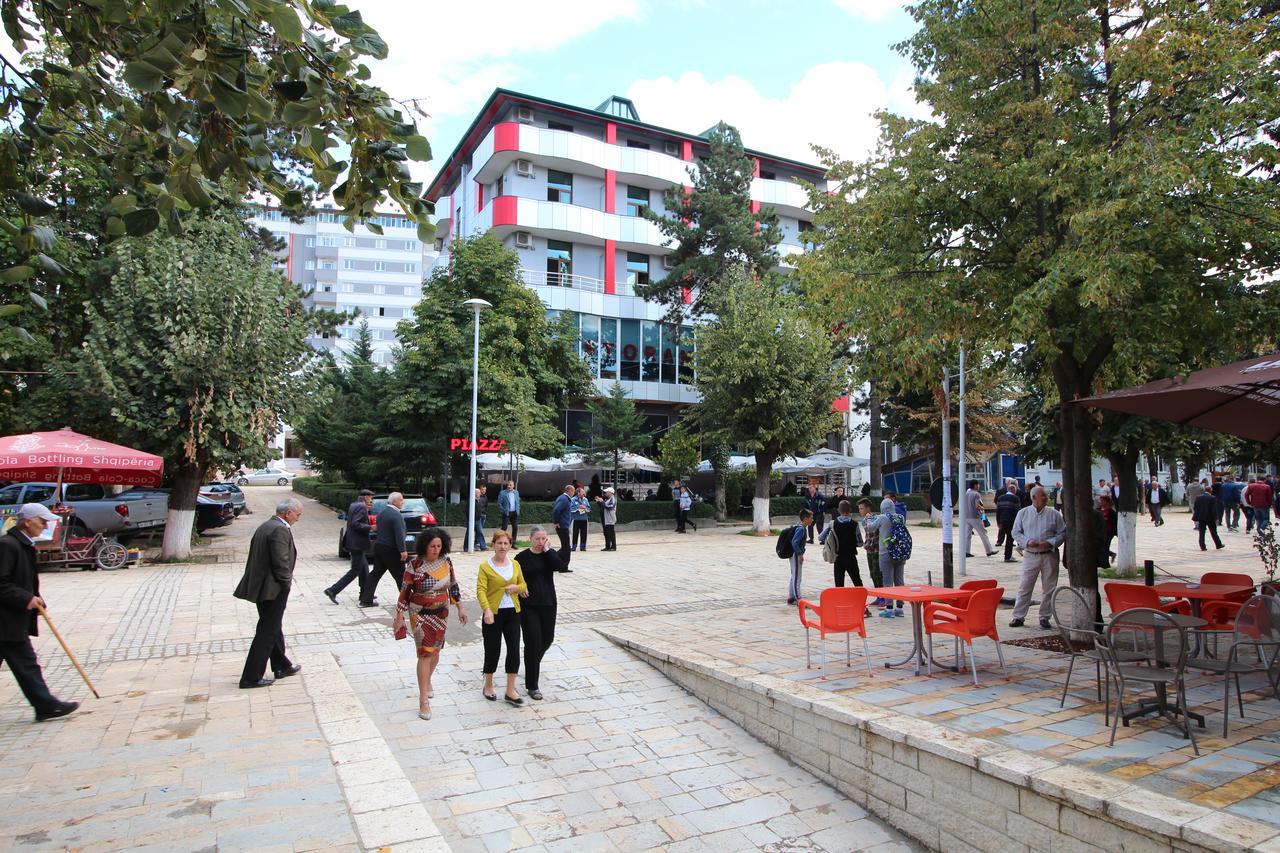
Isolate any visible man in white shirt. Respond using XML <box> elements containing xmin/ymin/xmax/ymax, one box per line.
<box><xmin>1010</xmin><ymin>486</ymin><xmax>1068</xmax><ymax>630</ymax></box>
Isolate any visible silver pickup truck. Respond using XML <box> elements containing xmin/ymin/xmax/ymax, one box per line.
<box><xmin>0</xmin><ymin>482</ymin><xmax>169</xmax><ymax>539</ymax></box>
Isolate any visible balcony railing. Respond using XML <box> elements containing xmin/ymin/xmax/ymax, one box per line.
<box><xmin>517</xmin><ymin>267</ymin><xmax>636</xmax><ymax>297</ymax></box>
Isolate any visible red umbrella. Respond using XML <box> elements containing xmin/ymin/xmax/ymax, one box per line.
<box><xmin>1077</xmin><ymin>353</ymin><xmax>1280</xmax><ymax>444</ymax></box>
<box><xmin>0</xmin><ymin>428</ymin><xmax>164</xmax><ymax>487</ymax></box>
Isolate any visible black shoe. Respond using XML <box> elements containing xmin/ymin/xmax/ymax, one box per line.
<box><xmin>1216</xmin><ymin>543</ymin><xmax>1226</xmax><ymax>550</ymax></box>
<box><xmin>1039</xmin><ymin>618</ymin><xmax>1052</xmax><ymax>630</ymax></box>
<box><xmin>483</xmin><ymin>690</ymin><xmax>497</xmax><ymax>701</ymax></box>
<box><xmin>504</xmin><ymin>694</ymin><xmax>524</xmax><ymax>706</ymax></box>
<box><xmin>986</xmin><ymin>551</ymin><xmax>996</xmax><ymax>557</ymax></box>
<box><xmin>274</xmin><ymin>663</ymin><xmax>302</xmax><ymax>679</ymax></box>
<box><xmin>786</xmin><ymin>598</ymin><xmax>797</xmax><ymax>606</ymax></box>
<box><xmin>239</xmin><ymin>677</ymin><xmax>275</xmax><ymax>689</ymax></box>
<box><xmin>965</xmin><ymin>553</ymin><xmax>974</xmax><ymax>558</ymax></box>
<box><xmin>35</xmin><ymin>700</ymin><xmax>79</xmax><ymax>722</ymax></box>
<box><xmin>1003</xmin><ymin>558</ymin><xmax>1018</xmax><ymax>563</ymax></box>
<box><xmin>358</xmin><ymin>600</ymin><xmax>379</xmax><ymax>608</ymax></box>
<box><xmin>1009</xmin><ymin>618</ymin><xmax>1025</xmax><ymax>628</ymax></box>
<box><xmin>529</xmin><ymin>689</ymin><xmax>544</xmax><ymax>701</ymax></box>
<box><xmin>324</xmin><ymin>589</ymin><xmax>339</xmax><ymax>605</ymax></box>
<box><xmin>561</xmin><ymin>568</ymin><xmax>573</xmax><ymax>573</ymax></box>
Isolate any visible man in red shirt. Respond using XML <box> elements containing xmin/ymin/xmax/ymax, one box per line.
<box><xmin>1244</xmin><ymin>477</ymin><xmax>1273</xmax><ymax>533</ymax></box>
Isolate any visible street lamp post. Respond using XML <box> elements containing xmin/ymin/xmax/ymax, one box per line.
<box><xmin>463</xmin><ymin>297</ymin><xmax>492</xmax><ymax>553</ymax></box>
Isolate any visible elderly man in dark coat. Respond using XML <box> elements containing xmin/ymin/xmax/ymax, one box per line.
<box><xmin>234</xmin><ymin>497</ymin><xmax>302</xmax><ymax>688</ymax></box>
<box><xmin>0</xmin><ymin>503</ymin><xmax>80</xmax><ymax>721</ymax></box>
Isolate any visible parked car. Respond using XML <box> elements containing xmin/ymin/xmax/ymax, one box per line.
<box><xmin>0</xmin><ymin>482</ymin><xmax>168</xmax><ymax>540</ymax></box>
<box><xmin>195</xmin><ymin>494</ymin><xmax>235</xmax><ymax>533</ymax></box>
<box><xmin>200</xmin><ymin>482</ymin><xmax>246</xmax><ymax>516</ymax></box>
<box><xmin>235</xmin><ymin>468</ymin><xmax>295</xmax><ymax>486</ymax></box>
<box><xmin>337</xmin><ymin>493</ymin><xmax>437</xmax><ymax>558</ymax></box>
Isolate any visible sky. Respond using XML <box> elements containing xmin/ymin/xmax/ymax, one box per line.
<box><xmin>351</xmin><ymin>0</ymin><xmax>925</xmax><ymax>186</ymax></box>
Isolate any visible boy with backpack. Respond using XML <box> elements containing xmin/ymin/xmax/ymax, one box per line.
<box><xmin>859</xmin><ymin>498</ymin><xmax>910</xmax><ymax>617</ymax></box>
<box><xmin>778</xmin><ymin>509</ymin><xmax>813</xmax><ymax>605</ymax></box>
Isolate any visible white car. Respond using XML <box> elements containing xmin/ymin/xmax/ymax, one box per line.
<box><xmin>236</xmin><ymin>468</ymin><xmax>295</xmax><ymax>486</ymax></box>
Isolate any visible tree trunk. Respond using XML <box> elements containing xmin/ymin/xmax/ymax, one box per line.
<box><xmin>160</xmin><ymin>461</ymin><xmax>204</xmax><ymax>561</ymax></box>
<box><xmin>1053</xmin><ymin>353</ymin><xmax>1103</xmax><ymax>597</ymax></box>
<box><xmin>868</xmin><ymin>380</ymin><xmax>883</xmax><ymax>495</ymax></box>
<box><xmin>1106</xmin><ymin>447</ymin><xmax>1139</xmax><ymax>577</ymax></box>
<box><xmin>752</xmin><ymin>449</ymin><xmax>774</xmax><ymax>534</ymax></box>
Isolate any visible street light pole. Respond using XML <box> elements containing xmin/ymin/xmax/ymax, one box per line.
<box><xmin>957</xmin><ymin>345</ymin><xmax>968</xmax><ymax>579</ymax></box>
<box><xmin>463</xmin><ymin>297</ymin><xmax>493</xmax><ymax>553</ymax></box>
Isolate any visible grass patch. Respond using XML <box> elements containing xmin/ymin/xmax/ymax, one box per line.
<box><xmin>739</xmin><ymin>528</ymin><xmax>780</xmax><ymax>536</ymax></box>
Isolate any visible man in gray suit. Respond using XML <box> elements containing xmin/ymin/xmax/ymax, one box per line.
<box><xmin>234</xmin><ymin>498</ymin><xmax>302</xmax><ymax>688</ymax></box>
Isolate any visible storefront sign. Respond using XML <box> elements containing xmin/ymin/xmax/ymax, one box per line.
<box><xmin>449</xmin><ymin>438</ymin><xmax>508</xmax><ymax>452</ymax></box>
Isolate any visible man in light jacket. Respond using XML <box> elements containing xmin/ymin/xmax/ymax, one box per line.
<box><xmin>498</xmin><ymin>481</ymin><xmax>521</xmax><ymax>541</ymax></box>
<box><xmin>1010</xmin><ymin>487</ymin><xmax>1067</xmax><ymax>630</ymax></box>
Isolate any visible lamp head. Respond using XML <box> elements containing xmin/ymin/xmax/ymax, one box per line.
<box><xmin>462</xmin><ymin>297</ymin><xmax>493</xmax><ymax>312</ymax></box>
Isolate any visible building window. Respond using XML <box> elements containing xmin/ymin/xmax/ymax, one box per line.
<box><xmin>434</xmin><ymin>238</ymin><xmax>444</xmax><ymax>252</ymax></box>
<box><xmin>320</xmin><ymin>236</ymin><xmax>338</xmax><ymax>247</ymax></box>
<box><xmin>319</xmin><ymin>261</ymin><xmax>335</xmax><ymax>270</ymax></box>
<box><xmin>305</xmin><ymin>237</ymin><xmax>315</xmax><ymax>247</ymax></box>
<box><xmin>580</xmin><ymin>314</ymin><xmax>599</xmax><ymax>375</ymax></box>
<box><xmin>373</xmin><ymin>284</ymin><xmax>386</xmax><ymax>294</ymax></box>
<box><xmin>493</xmin><ymin>175</ymin><xmax>504</xmax><ymax>198</ymax></box>
<box><xmin>343</xmin><ymin>237</ymin><xmax>355</xmax><ymax>247</ymax></box>
<box><xmin>374</xmin><ymin>261</ymin><xmax>386</xmax><ymax>271</ymax></box>
<box><xmin>678</xmin><ymin>326</ymin><xmax>694</xmax><ymax>384</ymax></box>
<box><xmin>799</xmin><ymin>219</ymin><xmax>815</xmax><ymax>245</ymax></box>
<box><xmin>660</xmin><ymin>324</ymin><xmax>678</xmax><ymax>384</ymax></box>
<box><xmin>548</xmin><ymin>120</ymin><xmax>574</xmax><ymax>132</ymax></box>
<box><xmin>304</xmin><ymin>260</ymin><xmax>315</xmax><ymax>270</ymax></box>
<box><xmin>626</xmin><ymin>140</ymin><xmax>650</xmax><ymax>150</ymax></box>
<box><xmin>760</xmin><ymin>169</ymin><xmax>776</xmax><ymax>180</ymax></box>
<box><xmin>404</xmin><ymin>240</ymin><xmax>417</xmax><ymax>251</ymax></box>
<box><xmin>547</xmin><ymin>169</ymin><xmax>573</xmax><ymax>204</ymax></box>
<box><xmin>620</xmin><ymin>319</ymin><xmax>640</xmax><ymax>381</ymax></box>
<box><xmin>340</xmin><ymin>282</ymin><xmax>353</xmax><ymax>292</ymax></box>
<box><xmin>600</xmin><ymin>317</ymin><xmax>617</xmax><ymax>380</ymax></box>
<box><xmin>625</xmin><ymin>252</ymin><xmax>649</xmax><ymax>288</ymax></box>
<box><xmin>318</xmin><ymin>212</ymin><xmax>338</xmax><ymax>223</ymax></box>
<box><xmin>375</xmin><ymin>239</ymin><xmax>386</xmax><ymax>249</ymax></box>
<box><xmin>378</xmin><ymin>307</ymin><xmax>385</xmax><ymax>317</ymax></box>
<box><xmin>626</xmin><ymin>186</ymin><xmax>649</xmax><ymax>217</ymax></box>
<box><xmin>547</xmin><ymin>240</ymin><xmax>572</xmax><ymax>286</ymax></box>
<box><xmin>343</xmin><ymin>259</ymin><xmax>355</xmax><ymax>270</ymax></box>
<box><xmin>405</xmin><ymin>262</ymin><xmax>417</xmax><ymax>273</ymax></box>
<box><xmin>641</xmin><ymin>321</ymin><xmax>659</xmax><ymax>381</ymax></box>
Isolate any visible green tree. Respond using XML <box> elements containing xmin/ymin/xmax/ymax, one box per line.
<box><xmin>656</xmin><ymin>422</ymin><xmax>701</xmax><ymax>483</ymax></box>
<box><xmin>0</xmin><ymin>0</ymin><xmax>434</xmax><ymax>328</ymax></box>
<box><xmin>66</xmin><ymin>209</ymin><xmax>325</xmax><ymax>559</ymax></box>
<box><xmin>639</xmin><ymin>122</ymin><xmax>781</xmax><ymax>323</ymax></box>
<box><xmin>693</xmin><ymin>267</ymin><xmax>842</xmax><ymax>532</ymax></box>
<box><xmin>394</xmin><ymin>235</ymin><xmax>591</xmax><ymax>493</ymax></box>
<box><xmin>585</xmin><ymin>381</ymin><xmax>653</xmax><ymax>481</ymax></box>
<box><xmin>801</xmin><ymin>1</ymin><xmax>1280</xmax><ymax>602</ymax></box>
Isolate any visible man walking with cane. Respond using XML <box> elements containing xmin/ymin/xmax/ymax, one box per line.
<box><xmin>0</xmin><ymin>504</ymin><xmax>79</xmax><ymax>721</ymax></box>
<box><xmin>234</xmin><ymin>498</ymin><xmax>303</xmax><ymax>688</ymax></box>
<box><xmin>1009</xmin><ymin>486</ymin><xmax>1067</xmax><ymax>630</ymax></box>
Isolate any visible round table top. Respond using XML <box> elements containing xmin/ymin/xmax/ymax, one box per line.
<box><xmin>1152</xmin><ymin>582</ymin><xmax>1254</xmax><ymax>600</ymax></box>
<box><xmin>1110</xmin><ymin>609</ymin><xmax>1206</xmax><ymax>629</ymax></box>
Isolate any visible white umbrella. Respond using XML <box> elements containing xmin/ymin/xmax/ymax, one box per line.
<box><xmin>556</xmin><ymin>452</ymin><xmax>663</xmax><ymax>473</ymax></box>
<box><xmin>696</xmin><ymin>455</ymin><xmax>758</xmax><ymax>473</ymax></box>
<box><xmin>775</xmin><ymin>450</ymin><xmax>869</xmax><ymax>474</ymax></box>
<box><xmin>474</xmin><ymin>452</ymin><xmax>561</xmax><ymax>472</ymax></box>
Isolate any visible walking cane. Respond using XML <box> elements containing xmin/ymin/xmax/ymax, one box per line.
<box><xmin>34</xmin><ymin>603</ymin><xmax>100</xmax><ymax>699</ymax></box>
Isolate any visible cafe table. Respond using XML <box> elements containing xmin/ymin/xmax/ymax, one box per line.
<box><xmin>1108</xmin><ymin>609</ymin><xmax>1208</xmax><ymax>728</ymax></box>
<box><xmin>876</xmin><ymin>585</ymin><xmax>971</xmax><ymax>676</ymax></box>
<box><xmin>1153</xmin><ymin>581</ymin><xmax>1254</xmax><ymax>655</ymax></box>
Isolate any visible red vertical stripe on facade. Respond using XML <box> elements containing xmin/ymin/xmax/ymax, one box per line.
<box><xmin>476</xmin><ymin>180</ymin><xmax>484</xmax><ymax>213</ymax></box>
<box><xmin>604</xmin><ymin>240</ymin><xmax>616</xmax><ymax>294</ymax></box>
<box><xmin>604</xmin><ymin>170</ymin><xmax>616</xmax><ymax>214</ymax></box>
<box><xmin>752</xmin><ymin>157</ymin><xmax>761</xmax><ymax>178</ymax></box>
<box><xmin>681</xmin><ymin>140</ymin><xmax>693</xmax><ymax>161</ymax></box>
<box><xmin>492</xmin><ymin>196</ymin><xmax>518</xmax><ymax>226</ymax></box>
<box><xmin>681</xmin><ymin>286</ymin><xmax>692</xmax><ymax>305</ymax></box>
<box><xmin>493</xmin><ymin>122</ymin><xmax>520</xmax><ymax>152</ymax></box>
<box><xmin>286</xmin><ymin>233</ymin><xmax>294</xmax><ymax>281</ymax></box>
<box><xmin>605</xmin><ymin>122</ymin><xmax>617</xmax><ymax>144</ymax></box>
<box><xmin>750</xmin><ymin>200</ymin><xmax>760</xmax><ymax>214</ymax></box>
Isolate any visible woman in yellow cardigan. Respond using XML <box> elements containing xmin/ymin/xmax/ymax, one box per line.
<box><xmin>476</xmin><ymin>529</ymin><xmax>528</xmax><ymax>705</ymax></box>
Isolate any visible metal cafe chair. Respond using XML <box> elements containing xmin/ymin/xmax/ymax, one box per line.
<box><xmin>1098</xmin><ymin>607</ymin><xmax>1198</xmax><ymax>756</ymax></box>
<box><xmin>1188</xmin><ymin>595</ymin><xmax>1280</xmax><ymax>737</ymax></box>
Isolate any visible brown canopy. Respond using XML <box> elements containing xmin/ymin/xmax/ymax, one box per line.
<box><xmin>1076</xmin><ymin>353</ymin><xmax>1280</xmax><ymax>444</ymax></box>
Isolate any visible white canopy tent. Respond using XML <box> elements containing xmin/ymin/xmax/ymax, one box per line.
<box><xmin>557</xmin><ymin>452</ymin><xmax>663</xmax><ymax>473</ymax></box>
<box><xmin>774</xmin><ymin>450</ymin><xmax>870</xmax><ymax>475</ymax></box>
<box><xmin>695</xmin><ymin>455</ymin><xmax>758</xmax><ymax>474</ymax></box>
<box><xmin>473</xmin><ymin>452</ymin><xmax>562</xmax><ymax>473</ymax></box>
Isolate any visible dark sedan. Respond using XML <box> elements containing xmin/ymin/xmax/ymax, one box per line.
<box><xmin>196</xmin><ymin>494</ymin><xmax>235</xmax><ymax>533</ymax></box>
<box><xmin>337</xmin><ymin>494</ymin><xmax>437</xmax><ymax>558</ymax></box>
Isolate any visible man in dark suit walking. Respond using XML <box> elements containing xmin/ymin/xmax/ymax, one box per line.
<box><xmin>1193</xmin><ymin>488</ymin><xmax>1224</xmax><ymax>551</ymax></box>
<box><xmin>324</xmin><ymin>489</ymin><xmax>374</xmax><ymax>604</ymax></box>
<box><xmin>361</xmin><ymin>491</ymin><xmax>407</xmax><ymax>606</ymax></box>
<box><xmin>0</xmin><ymin>503</ymin><xmax>79</xmax><ymax>721</ymax></box>
<box><xmin>234</xmin><ymin>497</ymin><xmax>302</xmax><ymax>688</ymax></box>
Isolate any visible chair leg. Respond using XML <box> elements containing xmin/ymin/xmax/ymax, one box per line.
<box><xmin>862</xmin><ymin>636</ymin><xmax>873</xmax><ymax>677</ymax></box>
<box><xmin>968</xmin><ymin>642</ymin><xmax>979</xmax><ymax>686</ymax></box>
<box><xmin>846</xmin><ymin>633</ymin><xmax>851</xmax><ymax>668</ymax></box>
<box><xmin>1094</xmin><ymin>659</ymin><xmax>1102</xmax><ymax>701</ymax></box>
<box><xmin>805</xmin><ymin>630</ymin><xmax>811</xmax><ymax>669</ymax></box>
<box><xmin>1110</xmin><ymin>681</ymin><xmax>1125</xmax><ymax>746</ymax></box>
<box><xmin>1222</xmin><ymin>670</ymin><xmax>1232</xmax><ymax>738</ymax></box>
<box><xmin>994</xmin><ymin>637</ymin><xmax>1007</xmax><ymax>676</ymax></box>
<box><xmin>1061</xmin><ymin>655</ymin><xmax>1077</xmax><ymax>708</ymax></box>
<box><xmin>821</xmin><ymin>635</ymin><xmax>827</xmax><ymax>674</ymax></box>
<box><xmin>927</xmin><ymin>633</ymin><xmax>934</xmax><ymax>677</ymax></box>
<box><xmin>1099</xmin><ymin>660</ymin><xmax>1110</xmax><ymax>726</ymax></box>
<box><xmin>1179</xmin><ymin>679</ymin><xmax>1199</xmax><ymax>755</ymax></box>
<box><xmin>1235</xmin><ymin>672</ymin><xmax>1244</xmax><ymax>718</ymax></box>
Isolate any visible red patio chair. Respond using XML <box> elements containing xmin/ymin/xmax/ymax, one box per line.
<box><xmin>1104</xmin><ymin>582</ymin><xmax>1190</xmax><ymax>618</ymax></box>
<box><xmin>924</xmin><ymin>587</ymin><xmax>1007</xmax><ymax>685</ymax></box>
<box><xmin>797</xmin><ymin>587</ymin><xmax>873</xmax><ymax>676</ymax></box>
<box><xmin>1200</xmin><ymin>572</ymin><xmax>1256</xmax><ymax>632</ymax></box>
<box><xmin>943</xmin><ymin>578</ymin><xmax>998</xmax><ymax>607</ymax></box>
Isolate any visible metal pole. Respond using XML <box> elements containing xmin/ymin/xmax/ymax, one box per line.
<box><xmin>466</xmin><ymin>306</ymin><xmax>480</xmax><ymax>553</ymax></box>
<box><xmin>957</xmin><ymin>346</ymin><xmax>967</xmax><ymax>578</ymax></box>
<box><xmin>941</xmin><ymin>369</ymin><xmax>954</xmax><ymax>587</ymax></box>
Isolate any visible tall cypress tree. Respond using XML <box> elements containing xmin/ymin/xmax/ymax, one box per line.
<box><xmin>639</xmin><ymin>122</ymin><xmax>781</xmax><ymax>323</ymax></box>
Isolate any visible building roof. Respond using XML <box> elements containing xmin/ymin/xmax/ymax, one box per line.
<box><xmin>426</xmin><ymin>88</ymin><xmax>827</xmax><ymax>201</ymax></box>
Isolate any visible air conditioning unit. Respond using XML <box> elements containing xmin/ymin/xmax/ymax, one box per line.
<box><xmin>663</xmin><ymin>140</ymin><xmax>680</xmax><ymax>157</ymax></box>
<box><xmin>515</xmin><ymin>159</ymin><xmax>535</xmax><ymax>177</ymax></box>
<box><xmin>514</xmin><ymin>231</ymin><xmax>533</xmax><ymax>250</ymax></box>
<box><xmin>662</xmin><ymin>255</ymin><xmax>676</xmax><ymax>270</ymax></box>
<box><xmin>515</xmin><ymin>107</ymin><xmax>535</xmax><ymax>124</ymax></box>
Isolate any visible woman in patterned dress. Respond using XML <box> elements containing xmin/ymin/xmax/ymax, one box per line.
<box><xmin>392</xmin><ymin>527</ymin><xmax>467</xmax><ymax>720</ymax></box>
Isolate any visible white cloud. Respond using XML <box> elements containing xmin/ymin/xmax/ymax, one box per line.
<box><xmin>831</xmin><ymin>0</ymin><xmax>903</xmax><ymax>22</ymax></box>
<box><xmin>626</xmin><ymin>61</ymin><xmax>918</xmax><ymax>166</ymax></box>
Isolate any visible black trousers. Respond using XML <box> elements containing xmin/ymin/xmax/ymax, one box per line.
<box><xmin>1150</xmin><ymin>503</ymin><xmax>1163</xmax><ymax>525</ymax></box>
<box><xmin>0</xmin><ymin>637</ymin><xmax>58</xmax><ymax>712</ymax></box>
<box><xmin>572</xmin><ymin>519</ymin><xmax>588</xmax><ymax>549</ymax></box>
<box><xmin>808</xmin><ymin>515</ymin><xmax>822</xmax><ymax>542</ymax></box>
<box><xmin>362</xmin><ymin>544</ymin><xmax>405</xmax><ymax>604</ymax></box>
<box><xmin>681</xmin><ymin>509</ymin><xmax>697</xmax><ymax>532</ymax></box>
<box><xmin>1199</xmin><ymin>522</ymin><xmax>1224</xmax><ymax>550</ymax></box>
<box><xmin>327</xmin><ymin>549</ymin><xmax>368</xmax><ymax>596</ymax></box>
<box><xmin>555</xmin><ymin>526</ymin><xmax>571</xmax><ymax>565</ymax></box>
<box><xmin>833</xmin><ymin>556</ymin><xmax>862</xmax><ymax>588</ymax></box>
<box><xmin>602</xmin><ymin>523</ymin><xmax>616</xmax><ymax>550</ymax></box>
<box><xmin>674</xmin><ymin>504</ymin><xmax>683</xmax><ymax>532</ymax></box>
<box><xmin>999</xmin><ymin>523</ymin><xmax>1015</xmax><ymax>560</ymax></box>
<box><xmin>501</xmin><ymin>513</ymin><xmax>519</xmax><ymax>541</ymax></box>
<box><xmin>482</xmin><ymin>608</ymin><xmax>521</xmax><ymax>675</ymax></box>
<box><xmin>241</xmin><ymin>588</ymin><xmax>293</xmax><ymax>683</ymax></box>
<box><xmin>522</xmin><ymin>604</ymin><xmax>556</xmax><ymax>691</ymax></box>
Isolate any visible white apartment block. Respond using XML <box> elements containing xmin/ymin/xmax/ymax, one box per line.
<box><xmin>427</xmin><ymin>89</ymin><xmax>825</xmax><ymax>446</ymax></box>
<box><xmin>251</xmin><ymin>207</ymin><xmax>436</xmax><ymax>364</ymax></box>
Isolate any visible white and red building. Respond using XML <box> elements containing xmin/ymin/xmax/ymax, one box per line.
<box><xmin>426</xmin><ymin>89</ymin><xmax>826</xmax><ymax>445</ymax></box>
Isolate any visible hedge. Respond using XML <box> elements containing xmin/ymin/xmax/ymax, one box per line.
<box><xmin>730</xmin><ymin>493</ymin><xmax>930</xmax><ymax>519</ymax></box>
<box><xmin>293</xmin><ymin>478</ymin><xmax>714</xmax><ymax>524</ymax></box>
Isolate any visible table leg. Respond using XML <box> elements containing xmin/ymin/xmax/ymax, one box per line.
<box><xmin>883</xmin><ymin>601</ymin><xmax>923</xmax><ymax>673</ymax></box>
<box><xmin>1122</xmin><ymin>682</ymin><xmax>1207</xmax><ymax>728</ymax></box>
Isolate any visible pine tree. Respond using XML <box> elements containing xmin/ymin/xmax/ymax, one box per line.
<box><xmin>585</xmin><ymin>381</ymin><xmax>653</xmax><ymax>479</ymax></box>
<box><xmin>640</xmin><ymin>122</ymin><xmax>781</xmax><ymax>322</ymax></box>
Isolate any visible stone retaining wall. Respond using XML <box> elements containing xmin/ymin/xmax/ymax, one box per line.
<box><xmin>600</xmin><ymin>630</ymin><xmax>1280</xmax><ymax>853</ymax></box>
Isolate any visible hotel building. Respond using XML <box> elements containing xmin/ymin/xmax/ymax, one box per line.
<box><xmin>426</xmin><ymin>89</ymin><xmax>825</xmax><ymax>446</ymax></box>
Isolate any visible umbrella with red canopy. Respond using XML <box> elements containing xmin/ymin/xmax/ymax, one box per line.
<box><xmin>0</xmin><ymin>428</ymin><xmax>164</xmax><ymax>487</ymax></box>
<box><xmin>1077</xmin><ymin>353</ymin><xmax>1280</xmax><ymax>444</ymax></box>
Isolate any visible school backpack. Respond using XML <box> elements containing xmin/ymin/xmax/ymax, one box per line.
<box><xmin>821</xmin><ymin>529</ymin><xmax>839</xmax><ymax>563</ymax></box>
<box><xmin>775</xmin><ymin>525</ymin><xmax>798</xmax><ymax>559</ymax></box>
<box><xmin>885</xmin><ymin>512</ymin><xmax>913</xmax><ymax>561</ymax></box>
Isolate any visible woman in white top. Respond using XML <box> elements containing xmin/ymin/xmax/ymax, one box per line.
<box><xmin>678</xmin><ymin>486</ymin><xmax>697</xmax><ymax>533</ymax></box>
<box><xmin>476</xmin><ymin>530</ymin><xmax>528</xmax><ymax>706</ymax></box>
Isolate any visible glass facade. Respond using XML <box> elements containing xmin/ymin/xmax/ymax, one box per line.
<box><xmin>554</xmin><ymin>311</ymin><xmax>695</xmax><ymax>386</ymax></box>
<box><xmin>547</xmin><ymin>170</ymin><xmax>573</xmax><ymax>204</ymax></box>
